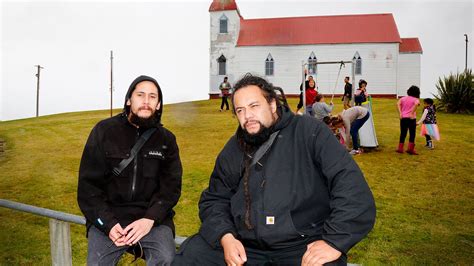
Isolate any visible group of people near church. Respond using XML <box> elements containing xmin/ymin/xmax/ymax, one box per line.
<box><xmin>218</xmin><ymin>73</ymin><xmax>440</xmax><ymax>158</ymax></box>
<box><xmin>295</xmin><ymin>74</ymin><xmax>372</xmax><ymax>155</ymax></box>
<box><xmin>78</xmin><ymin>74</ymin><xmax>376</xmax><ymax>265</ymax></box>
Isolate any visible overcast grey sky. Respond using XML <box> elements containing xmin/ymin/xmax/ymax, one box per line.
<box><xmin>1</xmin><ymin>0</ymin><xmax>472</xmax><ymax>121</ymax></box>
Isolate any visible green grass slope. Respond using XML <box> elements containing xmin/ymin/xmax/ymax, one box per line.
<box><xmin>0</xmin><ymin>98</ymin><xmax>473</xmax><ymax>265</ymax></box>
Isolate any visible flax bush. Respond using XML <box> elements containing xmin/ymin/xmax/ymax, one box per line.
<box><xmin>435</xmin><ymin>69</ymin><xmax>474</xmax><ymax>113</ymax></box>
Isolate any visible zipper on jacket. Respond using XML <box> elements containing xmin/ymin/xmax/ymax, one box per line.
<box><xmin>130</xmin><ymin>130</ymin><xmax>140</xmax><ymax>201</ymax></box>
<box><xmin>131</xmin><ymin>156</ymin><xmax>138</xmax><ymax>200</ymax></box>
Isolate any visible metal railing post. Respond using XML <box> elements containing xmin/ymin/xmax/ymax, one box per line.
<box><xmin>49</xmin><ymin>219</ymin><xmax>73</xmax><ymax>266</ymax></box>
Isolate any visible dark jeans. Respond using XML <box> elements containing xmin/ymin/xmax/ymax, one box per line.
<box><xmin>87</xmin><ymin>225</ymin><xmax>175</xmax><ymax>266</ymax></box>
<box><xmin>350</xmin><ymin>112</ymin><xmax>370</xmax><ymax>150</ymax></box>
<box><xmin>220</xmin><ymin>96</ymin><xmax>229</xmax><ymax>110</ymax></box>
<box><xmin>399</xmin><ymin>118</ymin><xmax>417</xmax><ymax>143</ymax></box>
<box><xmin>173</xmin><ymin>234</ymin><xmax>347</xmax><ymax>266</ymax></box>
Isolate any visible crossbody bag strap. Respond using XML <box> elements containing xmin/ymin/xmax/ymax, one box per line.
<box><xmin>250</xmin><ymin>130</ymin><xmax>280</xmax><ymax>167</ymax></box>
<box><xmin>112</xmin><ymin>127</ymin><xmax>157</xmax><ymax>176</ymax></box>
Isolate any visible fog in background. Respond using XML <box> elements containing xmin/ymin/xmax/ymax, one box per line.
<box><xmin>1</xmin><ymin>0</ymin><xmax>472</xmax><ymax>121</ymax></box>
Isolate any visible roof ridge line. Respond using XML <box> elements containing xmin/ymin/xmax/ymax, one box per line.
<box><xmin>242</xmin><ymin>13</ymin><xmax>394</xmax><ymax>22</ymax></box>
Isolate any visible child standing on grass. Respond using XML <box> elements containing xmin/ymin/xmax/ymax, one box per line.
<box><xmin>397</xmin><ymin>85</ymin><xmax>421</xmax><ymax>155</ymax></box>
<box><xmin>417</xmin><ymin>98</ymin><xmax>440</xmax><ymax>149</ymax></box>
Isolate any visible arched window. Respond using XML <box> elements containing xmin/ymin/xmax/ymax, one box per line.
<box><xmin>219</xmin><ymin>14</ymin><xmax>228</xmax><ymax>33</ymax></box>
<box><xmin>308</xmin><ymin>52</ymin><xmax>318</xmax><ymax>75</ymax></box>
<box><xmin>218</xmin><ymin>55</ymin><xmax>226</xmax><ymax>75</ymax></box>
<box><xmin>265</xmin><ymin>54</ymin><xmax>274</xmax><ymax>76</ymax></box>
<box><xmin>353</xmin><ymin>52</ymin><xmax>362</xmax><ymax>75</ymax></box>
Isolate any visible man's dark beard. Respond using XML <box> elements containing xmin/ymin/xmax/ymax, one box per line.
<box><xmin>129</xmin><ymin>111</ymin><xmax>158</xmax><ymax>128</ymax></box>
<box><xmin>239</xmin><ymin>122</ymin><xmax>274</xmax><ymax>146</ymax></box>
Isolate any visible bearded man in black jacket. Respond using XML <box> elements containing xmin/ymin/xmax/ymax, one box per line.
<box><xmin>174</xmin><ymin>74</ymin><xmax>375</xmax><ymax>266</ymax></box>
<box><xmin>78</xmin><ymin>75</ymin><xmax>182</xmax><ymax>265</ymax></box>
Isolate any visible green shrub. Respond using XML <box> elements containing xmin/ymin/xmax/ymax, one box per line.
<box><xmin>434</xmin><ymin>69</ymin><xmax>474</xmax><ymax>113</ymax></box>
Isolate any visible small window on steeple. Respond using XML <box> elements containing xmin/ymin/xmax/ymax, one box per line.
<box><xmin>353</xmin><ymin>52</ymin><xmax>362</xmax><ymax>75</ymax></box>
<box><xmin>265</xmin><ymin>54</ymin><xmax>274</xmax><ymax>76</ymax></box>
<box><xmin>219</xmin><ymin>14</ymin><xmax>228</xmax><ymax>33</ymax></box>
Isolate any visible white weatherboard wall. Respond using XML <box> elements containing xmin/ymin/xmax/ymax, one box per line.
<box><xmin>397</xmin><ymin>53</ymin><xmax>421</xmax><ymax>97</ymax></box>
<box><xmin>232</xmin><ymin>43</ymin><xmax>399</xmax><ymax>95</ymax></box>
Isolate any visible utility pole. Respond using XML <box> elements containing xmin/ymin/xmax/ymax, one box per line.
<box><xmin>464</xmin><ymin>34</ymin><xmax>468</xmax><ymax>72</ymax></box>
<box><xmin>35</xmin><ymin>65</ymin><xmax>44</xmax><ymax>117</ymax></box>
<box><xmin>110</xmin><ymin>51</ymin><xmax>114</xmax><ymax>117</ymax></box>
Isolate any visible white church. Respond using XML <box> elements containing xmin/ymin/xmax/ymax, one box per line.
<box><xmin>208</xmin><ymin>0</ymin><xmax>422</xmax><ymax>98</ymax></box>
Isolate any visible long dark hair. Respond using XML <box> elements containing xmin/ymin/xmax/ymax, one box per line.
<box><xmin>231</xmin><ymin>73</ymin><xmax>288</xmax><ymax>230</ymax></box>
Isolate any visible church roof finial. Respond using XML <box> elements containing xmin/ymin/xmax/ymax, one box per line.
<box><xmin>209</xmin><ymin>0</ymin><xmax>238</xmax><ymax>12</ymax></box>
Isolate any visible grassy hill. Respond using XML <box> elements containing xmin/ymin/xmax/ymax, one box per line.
<box><xmin>0</xmin><ymin>98</ymin><xmax>473</xmax><ymax>265</ymax></box>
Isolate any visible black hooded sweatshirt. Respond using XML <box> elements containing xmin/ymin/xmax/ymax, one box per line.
<box><xmin>77</xmin><ymin>75</ymin><xmax>182</xmax><ymax>236</ymax></box>
<box><xmin>199</xmin><ymin>106</ymin><xmax>375</xmax><ymax>254</ymax></box>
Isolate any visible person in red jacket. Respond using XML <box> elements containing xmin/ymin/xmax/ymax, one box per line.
<box><xmin>305</xmin><ymin>79</ymin><xmax>318</xmax><ymax>116</ymax></box>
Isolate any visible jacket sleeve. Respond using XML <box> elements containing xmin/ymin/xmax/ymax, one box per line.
<box><xmin>77</xmin><ymin>125</ymin><xmax>119</xmax><ymax>235</ymax></box>
<box><xmin>312</xmin><ymin>123</ymin><xmax>376</xmax><ymax>254</ymax></box>
<box><xmin>325</xmin><ymin>103</ymin><xmax>334</xmax><ymax>113</ymax></box>
<box><xmin>417</xmin><ymin>108</ymin><xmax>428</xmax><ymax>124</ymax></box>
<box><xmin>144</xmin><ymin>132</ymin><xmax>182</xmax><ymax>224</ymax></box>
<box><xmin>198</xmin><ymin>148</ymin><xmax>240</xmax><ymax>248</ymax></box>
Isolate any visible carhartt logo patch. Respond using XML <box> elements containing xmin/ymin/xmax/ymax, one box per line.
<box><xmin>266</xmin><ymin>216</ymin><xmax>275</xmax><ymax>225</ymax></box>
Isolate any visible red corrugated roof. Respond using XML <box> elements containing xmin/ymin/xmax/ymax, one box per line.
<box><xmin>209</xmin><ymin>0</ymin><xmax>238</xmax><ymax>12</ymax></box>
<box><xmin>399</xmin><ymin>38</ymin><xmax>423</xmax><ymax>53</ymax></box>
<box><xmin>237</xmin><ymin>13</ymin><xmax>402</xmax><ymax>46</ymax></box>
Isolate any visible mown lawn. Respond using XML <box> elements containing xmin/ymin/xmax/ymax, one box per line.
<box><xmin>0</xmin><ymin>98</ymin><xmax>473</xmax><ymax>265</ymax></box>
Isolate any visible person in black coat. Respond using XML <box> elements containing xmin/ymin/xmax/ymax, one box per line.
<box><xmin>174</xmin><ymin>74</ymin><xmax>375</xmax><ymax>266</ymax></box>
<box><xmin>78</xmin><ymin>75</ymin><xmax>182</xmax><ymax>265</ymax></box>
<box><xmin>342</xmin><ymin>76</ymin><xmax>352</xmax><ymax>109</ymax></box>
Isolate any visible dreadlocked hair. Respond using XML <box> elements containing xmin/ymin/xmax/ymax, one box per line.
<box><xmin>240</xmin><ymin>141</ymin><xmax>256</xmax><ymax>230</ymax></box>
<box><xmin>231</xmin><ymin>73</ymin><xmax>288</xmax><ymax>230</ymax></box>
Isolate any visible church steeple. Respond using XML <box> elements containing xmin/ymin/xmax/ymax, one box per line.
<box><xmin>209</xmin><ymin>0</ymin><xmax>238</xmax><ymax>12</ymax></box>
<box><xmin>208</xmin><ymin>0</ymin><xmax>241</xmax><ymax>98</ymax></box>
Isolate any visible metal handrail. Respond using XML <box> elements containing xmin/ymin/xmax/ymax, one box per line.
<box><xmin>0</xmin><ymin>198</ymin><xmax>187</xmax><ymax>265</ymax></box>
<box><xmin>0</xmin><ymin>199</ymin><xmax>186</xmax><ymax>245</ymax></box>
<box><xmin>0</xmin><ymin>199</ymin><xmax>86</xmax><ymax>224</ymax></box>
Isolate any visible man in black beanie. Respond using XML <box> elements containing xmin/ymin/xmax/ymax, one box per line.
<box><xmin>78</xmin><ymin>75</ymin><xmax>182</xmax><ymax>265</ymax></box>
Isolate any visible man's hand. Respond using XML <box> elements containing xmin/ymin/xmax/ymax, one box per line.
<box><xmin>123</xmin><ymin>218</ymin><xmax>155</xmax><ymax>245</ymax></box>
<box><xmin>301</xmin><ymin>240</ymin><xmax>341</xmax><ymax>266</ymax></box>
<box><xmin>109</xmin><ymin>223</ymin><xmax>127</xmax><ymax>247</ymax></box>
<box><xmin>220</xmin><ymin>233</ymin><xmax>247</xmax><ymax>266</ymax></box>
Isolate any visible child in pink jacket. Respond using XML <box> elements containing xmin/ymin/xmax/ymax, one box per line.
<box><xmin>396</xmin><ymin>85</ymin><xmax>421</xmax><ymax>154</ymax></box>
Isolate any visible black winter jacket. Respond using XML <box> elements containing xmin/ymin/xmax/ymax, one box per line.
<box><xmin>77</xmin><ymin>114</ymin><xmax>182</xmax><ymax>236</ymax></box>
<box><xmin>199</xmin><ymin>107</ymin><xmax>375</xmax><ymax>254</ymax></box>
